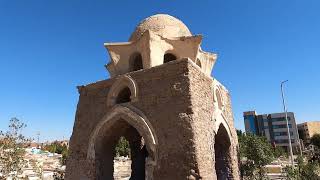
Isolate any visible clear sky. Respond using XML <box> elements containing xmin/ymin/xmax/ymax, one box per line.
<box><xmin>1</xmin><ymin>0</ymin><xmax>319</xmax><ymax>142</ymax></box>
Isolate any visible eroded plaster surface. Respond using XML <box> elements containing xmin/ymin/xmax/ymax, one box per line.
<box><xmin>105</xmin><ymin>14</ymin><xmax>217</xmax><ymax>78</ymax></box>
<box><xmin>66</xmin><ymin>14</ymin><xmax>240</xmax><ymax>180</ymax></box>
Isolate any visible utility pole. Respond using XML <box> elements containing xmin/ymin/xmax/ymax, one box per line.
<box><xmin>281</xmin><ymin>80</ymin><xmax>294</xmax><ymax>166</ymax></box>
<box><xmin>36</xmin><ymin>131</ymin><xmax>40</xmax><ymax>145</ymax></box>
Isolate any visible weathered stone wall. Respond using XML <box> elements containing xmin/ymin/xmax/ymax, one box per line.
<box><xmin>66</xmin><ymin>79</ymin><xmax>115</xmax><ymax>179</ymax></box>
<box><xmin>188</xmin><ymin>63</ymin><xmax>216</xmax><ymax>179</ymax></box>
<box><xmin>214</xmin><ymin>80</ymin><xmax>240</xmax><ymax>178</ymax></box>
<box><xmin>187</xmin><ymin>61</ymin><xmax>240</xmax><ymax>179</ymax></box>
<box><xmin>67</xmin><ymin>59</ymin><xmax>197</xmax><ymax>179</ymax></box>
<box><xmin>223</xmin><ymin>88</ymin><xmax>240</xmax><ymax>178</ymax></box>
<box><xmin>66</xmin><ymin>59</ymin><xmax>240</xmax><ymax>180</ymax></box>
<box><xmin>128</xmin><ymin>60</ymin><xmax>198</xmax><ymax>179</ymax></box>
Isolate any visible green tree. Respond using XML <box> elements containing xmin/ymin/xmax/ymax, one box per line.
<box><xmin>115</xmin><ymin>136</ymin><xmax>130</xmax><ymax>157</ymax></box>
<box><xmin>310</xmin><ymin>151</ymin><xmax>320</xmax><ymax>164</ymax></box>
<box><xmin>283</xmin><ymin>155</ymin><xmax>320</xmax><ymax>180</ymax></box>
<box><xmin>300</xmin><ymin>162</ymin><xmax>320</xmax><ymax>180</ymax></box>
<box><xmin>30</xmin><ymin>159</ymin><xmax>43</xmax><ymax>180</ymax></box>
<box><xmin>61</xmin><ymin>148</ymin><xmax>69</xmax><ymax>165</ymax></box>
<box><xmin>311</xmin><ymin>134</ymin><xmax>320</xmax><ymax>149</ymax></box>
<box><xmin>43</xmin><ymin>141</ymin><xmax>68</xmax><ymax>154</ymax></box>
<box><xmin>55</xmin><ymin>144</ymin><xmax>66</xmax><ymax>154</ymax></box>
<box><xmin>238</xmin><ymin>132</ymin><xmax>274</xmax><ymax>179</ymax></box>
<box><xmin>237</xmin><ymin>129</ymin><xmax>243</xmax><ymax>137</ymax></box>
<box><xmin>0</xmin><ymin>118</ymin><xmax>29</xmax><ymax>179</ymax></box>
<box><xmin>283</xmin><ymin>165</ymin><xmax>299</xmax><ymax>180</ymax></box>
<box><xmin>274</xmin><ymin>146</ymin><xmax>287</xmax><ymax>158</ymax></box>
<box><xmin>42</xmin><ymin>141</ymin><xmax>69</xmax><ymax>166</ymax></box>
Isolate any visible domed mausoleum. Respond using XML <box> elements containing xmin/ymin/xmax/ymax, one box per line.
<box><xmin>66</xmin><ymin>14</ymin><xmax>240</xmax><ymax>180</ymax></box>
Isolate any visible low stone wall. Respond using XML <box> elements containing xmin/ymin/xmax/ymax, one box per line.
<box><xmin>113</xmin><ymin>157</ymin><xmax>131</xmax><ymax>180</ymax></box>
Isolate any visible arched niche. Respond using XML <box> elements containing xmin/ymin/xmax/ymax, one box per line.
<box><xmin>107</xmin><ymin>75</ymin><xmax>138</xmax><ymax>107</ymax></box>
<box><xmin>163</xmin><ymin>53</ymin><xmax>177</xmax><ymax>63</ymax></box>
<box><xmin>116</xmin><ymin>87</ymin><xmax>131</xmax><ymax>104</ymax></box>
<box><xmin>87</xmin><ymin>105</ymin><xmax>157</xmax><ymax>180</ymax></box>
<box><xmin>196</xmin><ymin>59</ymin><xmax>202</xmax><ymax>68</ymax></box>
<box><xmin>215</xmin><ymin>89</ymin><xmax>223</xmax><ymax>110</ymax></box>
<box><xmin>129</xmin><ymin>52</ymin><xmax>143</xmax><ymax>72</ymax></box>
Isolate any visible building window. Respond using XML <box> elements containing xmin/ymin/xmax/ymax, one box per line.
<box><xmin>274</xmin><ymin>132</ymin><xmax>294</xmax><ymax>136</ymax></box>
<box><xmin>163</xmin><ymin>53</ymin><xmax>177</xmax><ymax>63</ymax></box>
<box><xmin>196</xmin><ymin>59</ymin><xmax>202</xmax><ymax>68</ymax></box>
<box><xmin>116</xmin><ymin>87</ymin><xmax>131</xmax><ymax>104</ymax></box>
<box><xmin>272</xmin><ymin>124</ymin><xmax>292</xmax><ymax>129</ymax></box>
<box><xmin>271</xmin><ymin>117</ymin><xmax>291</xmax><ymax>122</ymax></box>
<box><xmin>274</xmin><ymin>139</ymin><xmax>295</xmax><ymax>144</ymax></box>
<box><xmin>129</xmin><ymin>53</ymin><xmax>143</xmax><ymax>71</ymax></box>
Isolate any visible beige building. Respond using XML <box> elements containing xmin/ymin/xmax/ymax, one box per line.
<box><xmin>66</xmin><ymin>14</ymin><xmax>240</xmax><ymax>179</ymax></box>
<box><xmin>298</xmin><ymin>121</ymin><xmax>320</xmax><ymax>144</ymax></box>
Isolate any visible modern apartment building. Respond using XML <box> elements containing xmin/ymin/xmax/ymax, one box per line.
<box><xmin>297</xmin><ymin>121</ymin><xmax>320</xmax><ymax>144</ymax></box>
<box><xmin>244</xmin><ymin>111</ymin><xmax>301</xmax><ymax>153</ymax></box>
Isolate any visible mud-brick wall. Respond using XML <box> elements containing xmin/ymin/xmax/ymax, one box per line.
<box><xmin>67</xmin><ymin>59</ymin><xmax>200</xmax><ymax>179</ymax></box>
<box><xmin>129</xmin><ymin>59</ymin><xmax>199</xmax><ymax>179</ymax></box>
<box><xmin>215</xmin><ymin>79</ymin><xmax>240</xmax><ymax>179</ymax></box>
<box><xmin>188</xmin><ymin>62</ymin><xmax>216</xmax><ymax>179</ymax></box>
<box><xmin>66</xmin><ymin>79</ymin><xmax>115</xmax><ymax>179</ymax></box>
<box><xmin>222</xmin><ymin>89</ymin><xmax>240</xmax><ymax>178</ymax></box>
<box><xmin>188</xmin><ymin>60</ymin><xmax>240</xmax><ymax>179</ymax></box>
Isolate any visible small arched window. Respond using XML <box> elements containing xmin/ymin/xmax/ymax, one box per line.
<box><xmin>130</xmin><ymin>53</ymin><xmax>143</xmax><ymax>71</ymax></box>
<box><xmin>216</xmin><ymin>89</ymin><xmax>223</xmax><ymax>110</ymax></box>
<box><xmin>196</xmin><ymin>59</ymin><xmax>202</xmax><ymax>68</ymax></box>
<box><xmin>163</xmin><ymin>53</ymin><xmax>177</xmax><ymax>63</ymax></box>
<box><xmin>116</xmin><ymin>87</ymin><xmax>131</xmax><ymax>104</ymax></box>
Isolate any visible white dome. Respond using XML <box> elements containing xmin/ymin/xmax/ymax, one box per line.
<box><xmin>129</xmin><ymin>14</ymin><xmax>192</xmax><ymax>41</ymax></box>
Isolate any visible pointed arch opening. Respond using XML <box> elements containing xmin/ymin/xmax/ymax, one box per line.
<box><xmin>163</xmin><ymin>53</ymin><xmax>177</xmax><ymax>63</ymax></box>
<box><xmin>214</xmin><ymin>124</ymin><xmax>232</xmax><ymax>179</ymax></box>
<box><xmin>116</xmin><ymin>87</ymin><xmax>131</xmax><ymax>104</ymax></box>
<box><xmin>87</xmin><ymin>106</ymin><xmax>157</xmax><ymax>180</ymax></box>
<box><xmin>196</xmin><ymin>59</ymin><xmax>202</xmax><ymax>68</ymax></box>
<box><xmin>94</xmin><ymin>119</ymin><xmax>148</xmax><ymax>179</ymax></box>
<box><xmin>107</xmin><ymin>75</ymin><xmax>138</xmax><ymax>107</ymax></box>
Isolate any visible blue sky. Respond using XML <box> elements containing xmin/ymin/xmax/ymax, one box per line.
<box><xmin>0</xmin><ymin>0</ymin><xmax>319</xmax><ymax>141</ymax></box>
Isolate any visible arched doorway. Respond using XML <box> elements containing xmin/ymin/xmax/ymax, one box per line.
<box><xmin>214</xmin><ymin>124</ymin><xmax>232</xmax><ymax>180</ymax></box>
<box><xmin>87</xmin><ymin>106</ymin><xmax>157</xmax><ymax>180</ymax></box>
<box><xmin>94</xmin><ymin>119</ymin><xmax>148</xmax><ymax>179</ymax></box>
